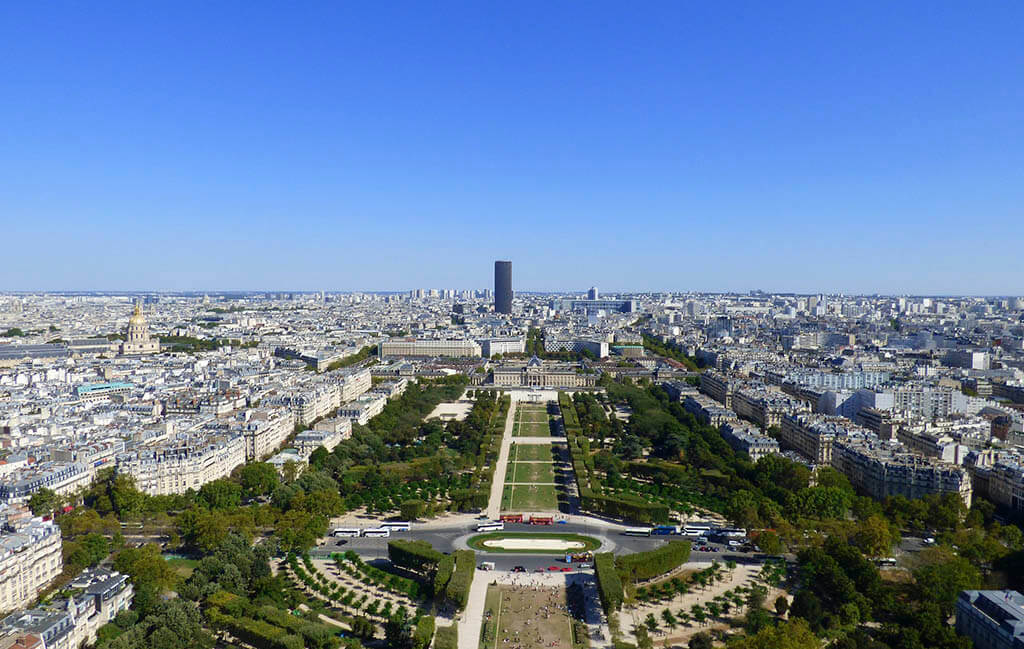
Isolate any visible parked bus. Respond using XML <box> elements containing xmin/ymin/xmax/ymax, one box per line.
<box><xmin>652</xmin><ymin>525</ymin><xmax>679</xmax><ymax>535</ymax></box>
<box><xmin>476</xmin><ymin>521</ymin><xmax>505</xmax><ymax>532</ymax></box>
<box><xmin>380</xmin><ymin>521</ymin><xmax>412</xmax><ymax>532</ymax></box>
<box><xmin>361</xmin><ymin>527</ymin><xmax>391</xmax><ymax>538</ymax></box>
<box><xmin>623</xmin><ymin>527</ymin><xmax>653</xmax><ymax>537</ymax></box>
<box><xmin>332</xmin><ymin>527</ymin><xmax>361</xmax><ymax>538</ymax></box>
<box><xmin>720</xmin><ymin>528</ymin><xmax>746</xmax><ymax>539</ymax></box>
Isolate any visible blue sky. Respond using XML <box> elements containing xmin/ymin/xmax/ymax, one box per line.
<box><xmin>2</xmin><ymin>2</ymin><xmax>1022</xmax><ymax>294</ymax></box>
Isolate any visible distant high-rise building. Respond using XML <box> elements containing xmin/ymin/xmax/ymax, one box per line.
<box><xmin>494</xmin><ymin>260</ymin><xmax>512</xmax><ymax>314</ymax></box>
<box><xmin>587</xmin><ymin>286</ymin><xmax>599</xmax><ymax>300</ymax></box>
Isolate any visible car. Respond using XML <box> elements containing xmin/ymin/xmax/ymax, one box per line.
<box><xmin>548</xmin><ymin>565</ymin><xmax>560</xmax><ymax>571</ymax></box>
<box><xmin>711</xmin><ymin>547</ymin><xmax>719</xmax><ymax>553</ymax></box>
<box><xmin>512</xmin><ymin>566</ymin><xmax>526</xmax><ymax>573</ymax></box>
<box><xmin>578</xmin><ymin>563</ymin><xmax>593</xmax><ymax>569</ymax></box>
<box><xmin>923</xmin><ymin>537</ymin><xmax>936</xmax><ymax>545</ymax></box>
<box><xmin>557</xmin><ymin>520</ymin><xmax>568</xmax><ymax>524</ymax></box>
<box><xmin>560</xmin><ymin>567</ymin><xmax>572</xmax><ymax>572</ymax></box>
<box><xmin>534</xmin><ymin>568</ymin><xmax>545</xmax><ymax>573</ymax></box>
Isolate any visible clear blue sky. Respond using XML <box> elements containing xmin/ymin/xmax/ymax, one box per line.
<box><xmin>2</xmin><ymin>2</ymin><xmax>1022</xmax><ymax>295</ymax></box>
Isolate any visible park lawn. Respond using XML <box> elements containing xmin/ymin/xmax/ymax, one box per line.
<box><xmin>482</xmin><ymin>585</ymin><xmax>573</xmax><ymax>649</ymax></box>
<box><xmin>512</xmin><ymin>444</ymin><xmax>555</xmax><ymax>462</ymax></box>
<box><xmin>513</xmin><ymin>419</ymin><xmax>552</xmax><ymax>436</ymax></box>
<box><xmin>166</xmin><ymin>557</ymin><xmax>199</xmax><ymax>579</ymax></box>
<box><xmin>508</xmin><ymin>462</ymin><xmax>556</xmax><ymax>484</ymax></box>
<box><xmin>509</xmin><ymin>484</ymin><xmax>560</xmax><ymax>511</ymax></box>
<box><xmin>500</xmin><ymin>485</ymin><xmax>514</xmax><ymax>510</ymax></box>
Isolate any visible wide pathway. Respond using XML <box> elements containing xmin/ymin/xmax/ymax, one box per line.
<box><xmin>486</xmin><ymin>399</ymin><xmax>518</xmax><ymax>519</ymax></box>
<box><xmin>458</xmin><ymin>566</ymin><xmax>491</xmax><ymax>649</ymax></box>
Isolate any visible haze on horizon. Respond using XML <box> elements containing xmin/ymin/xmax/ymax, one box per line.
<box><xmin>2</xmin><ymin>2</ymin><xmax>1022</xmax><ymax>295</ymax></box>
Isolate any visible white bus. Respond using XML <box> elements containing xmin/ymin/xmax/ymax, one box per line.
<box><xmin>682</xmin><ymin>523</ymin><xmax>712</xmax><ymax>538</ymax></box>
<box><xmin>361</xmin><ymin>527</ymin><xmax>392</xmax><ymax>538</ymax></box>
<box><xmin>476</xmin><ymin>521</ymin><xmax>504</xmax><ymax>532</ymax></box>
<box><xmin>623</xmin><ymin>527</ymin><xmax>653</xmax><ymax>537</ymax></box>
<box><xmin>381</xmin><ymin>521</ymin><xmax>412</xmax><ymax>532</ymax></box>
<box><xmin>332</xmin><ymin>527</ymin><xmax>361</xmax><ymax>538</ymax></box>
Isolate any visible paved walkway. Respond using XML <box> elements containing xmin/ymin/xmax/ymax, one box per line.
<box><xmin>458</xmin><ymin>567</ymin><xmax>491</xmax><ymax>649</ymax></box>
<box><xmin>486</xmin><ymin>399</ymin><xmax>518</xmax><ymax>519</ymax></box>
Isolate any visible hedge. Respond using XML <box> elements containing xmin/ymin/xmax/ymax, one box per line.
<box><xmin>435</xmin><ymin>624</ymin><xmax>458</xmax><ymax>649</ymax></box>
<box><xmin>433</xmin><ymin>555</ymin><xmax>454</xmax><ymax>599</ymax></box>
<box><xmin>445</xmin><ymin>550</ymin><xmax>476</xmax><ymax>610</ymax></box>
<box><xmin>413</xmin><ymin>616</ymin><xmax>435</xmax><ymax>649</ymax></box>
<box><xmin>594</xmin><ymin>552</ymin><xmax>623</xmax><ymax>613</ymax></box>
<box><xmin>615</xmin><ymin>540</ymin><xmax>691</xmax><ymax>583</ymax></box>
<box><xmin>206</xmin><ymin>608</ymin><xmax>304</xmax><ymax>649</ymax></box>
<box><xmin>388</xmin><ymin>539</ymin><xmax>444</xmax><ymax>572</ymax></box>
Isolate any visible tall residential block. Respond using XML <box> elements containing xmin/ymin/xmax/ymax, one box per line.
<box><xmin>494</xmin><ymin>260</ymin><xmax>512</xmax><ymax>314</ymax></box>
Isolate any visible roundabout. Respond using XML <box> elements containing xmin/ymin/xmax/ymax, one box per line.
<box><xmin>466</xmin><ymin>531</ymin><xmax>603</xmax><ymax>554</ymax></box>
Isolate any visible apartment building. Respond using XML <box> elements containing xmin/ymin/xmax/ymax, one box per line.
<box><xmin>779</xmin><ymin>413</ymin><xmax>867</xmax><ymax>464</ymax></box>
<box><xmin>1</xmin><ymin>569</ymin><xmax>132</xmax><ymax>649</ymax></box>
<box><xmin>831</xmin><ymin>433</ymin><xmax>972</xmax><ymax>507</ymax></box>
<box><xmin>378</xmin><ymin>339</ymin><xmax>482</xmax><ymax>358</ymax></box>
<box><xmin>732</xmin><ymin>384</ymin><xmax>809</xmax><ymax>428</ymax></box>
<box><xmin>683</xmin><ymin>394</ymin><xmax>738</xmax><ymax>428</ymax></box>
<box><xmin>295</xmin><ymin>420</ymin><xmax>351</xmax><ymax>459</ymax></box>
<box><xmin>699</xmin><ymin>370</ymin><xmax>735</xmax><ymax>408</ymax></box>
<box><xmin>0</xmin><ymin>514</ymin><xmax>62</xmax><ymax>614</ymax></box>
<box><xmin>719</xmin><ymin>421</ymin><xmax>780</xmax><ymax>462</ymax></box>
<box><xmin>338</xmin><ymin>395</ymin><xmax>387</xmax><ymax>426</ymax></box>
<box><xmin>955</xmin><ymin>590</ymin><xmax>1024</xmax><ymax>649</ymax></box>
<box><xmin>115</xmin><ymin>433</ymin><xmax>246</xmax><ymax>496</ymax></box>
<box><xmin>242</xmin><ymin>407</ymin><xmax>295</xmax><ymax>461</ymax></box>
<box><xmin>0</xmin><ymin>463</ymin><xmax>91</xmax><ymax>504</ymax></box>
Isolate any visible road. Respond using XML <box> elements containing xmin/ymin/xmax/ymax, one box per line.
<box><xmin>321</xmin><ymin>517</ymin><xmax>761</xmax><ymax>571</ymax></box>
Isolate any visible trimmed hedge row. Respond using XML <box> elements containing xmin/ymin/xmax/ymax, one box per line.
<box><xmin>445</xmin><ymin>550</ymin><xmax>476</xmax><ymax>610</ymax></box>
<box><xmin>433</xmin><ymin>554</ymin><xmax>454</xmax><ymax>598</ymax></box>
<box><xmin>435</xmin><ymin>625</ymin><xmax>458</xmax><ymax>649</ymax></box>
<box><xmin>206</xmin><ymin>607</ymin><xmax>304</xmax><ymax>649</ymax></box>
<box><xmin>414</xmin><ymin>615</ymin><xmax>435</xmax><ymax>649</ymax></box>
<box><xmin>388</xmin><ymin>539</ymin><xmax>444</xmax><ymax>572</ymax></box>
<box><xmin>594</xmin><ymin>552</ymin><xmax>623</xmax><ymax>613</ymax></box>
<box><xmin>614</xmin><ymin>540</ymin><xmax>691</xmax><ymax>583</ymax></box>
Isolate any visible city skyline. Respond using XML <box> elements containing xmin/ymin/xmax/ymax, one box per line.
<box><xmin>3</xmin><ymin>3</ymin><xmax>1023</xmax><ymax>294</ymax></box>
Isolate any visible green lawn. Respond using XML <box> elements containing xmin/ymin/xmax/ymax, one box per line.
<box><xmin>513</xmin><ymin>419</ymin><xmax>552</xmax><ymax>436</ymax></box>
<box><xmin>509</xmin><ymin>484</ymin><xmax>560</xmax><ymax>511</ymax></box>
<box><xmin>480</xmin><ymin>585</ymin><xmax>574</xmax><ymax>649</ymax></box>
<box><xmin>508</xmin><ymin>462</ymin><xmax>556</xmax><ymax>484</ymax></box>
<box><xmin>512</xmin><ymin>444</ymin><xmax>555</xmax><ymax>462</ymax></box>
<box><xmin>166</xmin><ymin>557</ymin><xmax>199</xmax><ymax>579</ymax></box>
<box><xmin>500</xmin><ymin>485</ymin><xmax>514</xmax><ymax>510</ymax></box>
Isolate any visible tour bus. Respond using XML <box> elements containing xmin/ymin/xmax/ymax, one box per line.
<box><xmin>720</xmin><ymin>528</ymin><xmax>747</xmax><ymax>539</ymax></box>
<box><xmin>476</xmin><ymin>521</ymin><xmax>505</xmax><ymax>532</ymax></box>
<box><xmin>361</xmin><ymin>527</ymin><xmax>392</xmax><ymax>538</ymax></box>
<box><xmin>652</xmin><ymin>525</ymin><xmax>680</xmax><ymax>536</ymax></box>
<box><xmin>332</xmin><ymin>527</ymin><xmax>361</xmax><ymax>538</ymax></box>
<box><xmin>682</xmin><ymin>523</ymin><xmax>712</xmax><ymax>538</ymax></box>
<box><xmin>623</xmin><ymin>527</ymin><xmax>653</xmax><ymax>537</ymax></box>
<box><xmin>380</xmin><ymin>521</ymin><xmax>412</xmax><ymax>532</ymax></box>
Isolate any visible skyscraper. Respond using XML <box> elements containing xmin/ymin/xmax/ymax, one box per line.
<box><xmin>494</xmin><ymin>260</ymin><xmax>512</xmax><ymax>314</ymax></box>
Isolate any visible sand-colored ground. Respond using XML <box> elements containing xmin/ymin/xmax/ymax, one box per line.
<box><xmin>481</xmin><ymin>538</ymin><xmax>586</xmax><ymax>551</ymax></box>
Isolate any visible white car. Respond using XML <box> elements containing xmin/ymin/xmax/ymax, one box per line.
<box><xmin>923</xmin><ymin>537</ymin><xmax>936</xmax><ymax>545</ymax></box>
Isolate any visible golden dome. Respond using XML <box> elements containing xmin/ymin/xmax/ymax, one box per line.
<box><xmin>129</xmin><ymin>302</ymin><xmax>146</xmax><ymax>326</ymax></box>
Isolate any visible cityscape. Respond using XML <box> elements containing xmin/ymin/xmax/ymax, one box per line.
<box><xmin>3</xmin><ymin>4</ymin><xmax>1024</xmax><ymax>649</ymax></box>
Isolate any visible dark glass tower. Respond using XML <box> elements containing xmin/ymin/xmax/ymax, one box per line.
<box><xmin>494</xmin><ymin>260</ymin><xmax>512</xmax><ymax>314</ymax></box>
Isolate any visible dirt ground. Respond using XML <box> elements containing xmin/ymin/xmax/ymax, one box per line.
<box><xmin>482</xmin><ymin>583</ymin><xmax>574</xmax><ymax>649</ymax></box>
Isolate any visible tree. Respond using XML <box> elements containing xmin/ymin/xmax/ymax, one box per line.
<box><xmin>689</xmin><ymin>632</ymin><xmax>713</xmax><ymax>649</ymax></box>
<box><xmin>29</xmin><ymin>488</ymin><xmax>61</xmax><ymax>517</ymax></box>
<box><xmin>853</xmin><ymin>515</ymin><xmax>894</xmax><ymax>558</ymax></box>
<box><xmin>914</xmin><ymin>548</ymin><xmax>981</xmax><ymax>615</ymax></box>
<box><xmin>238</xmin><ymin>463</ymin><xmax>279</xmax><ymax>497</ymax></box>
<box><xmin>789</xmin><ymin>590</ymin><xmax>822</xmax><ymax>630</ymax></box>
<box><xmin>756</xmin><ymin>531</ymin><xmax>783</xmax><ymax>555</ymax></box>
<box><xmin>775</xmin><ymin>595</ymin><xmax>789</xmax><ymax>617</ymax></box>
<box><xmin>399</xmin><ymin>499</ymin><xmax>426</xmax><ymax>521</ymax></box>
<box><xmin>661</xmin><ymin>608</ymin><xmax>677</xmax><ymax>629</ymax></box>
<box><xmin>645</xmin><ymin>612</ymin><xmax>659</xmax><ymax>633</ymax></box>
<box><xmin>731</xmin><ymin>618</ymin><xmax>818</xmax><ymax>649</ymax></box>
<box><xmin>283</xmin><ymin>460</ymin><xmax>301</xmax><ymax>483</ymax></box>
<box><xmin>198</xmin><ymin>479</ymin><xmax>241</xmax><ymax>510</ymax></box>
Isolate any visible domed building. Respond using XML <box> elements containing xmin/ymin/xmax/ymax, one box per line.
<box><xmin>119</xmin><ymin>301</ymin><xmax>160</xmax><ymax>355</ymax></box>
